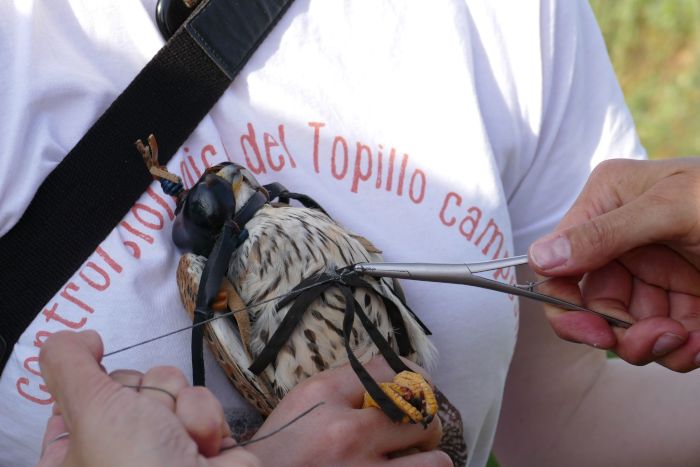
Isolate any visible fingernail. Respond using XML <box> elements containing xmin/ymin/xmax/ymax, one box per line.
<box><xmin>530</xmin><ymin>235</ymin><xmax>571</xmax><ymax>270</ymax></box>
<box><xmin>652</xmin><ymin>333</ymin><xmax>684</xmax><ymax>356</ymax></box>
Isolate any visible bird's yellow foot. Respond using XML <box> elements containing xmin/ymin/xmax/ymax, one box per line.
<box><xmin>362</xmin><ymin>371</ymin><xmax>437</xmax><ymax>427</ymax></box>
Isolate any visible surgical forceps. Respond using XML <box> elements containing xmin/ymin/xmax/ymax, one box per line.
<box><xmin>350</xmin><ymin>255</ymin><xmax>633</xmax><ymax>328</ymax></box>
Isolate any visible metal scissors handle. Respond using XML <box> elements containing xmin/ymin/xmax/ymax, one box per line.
<box><xmin>351</xmin><ymin>255</ymin><xmax>632</xmax><ymax>328</ymax></box>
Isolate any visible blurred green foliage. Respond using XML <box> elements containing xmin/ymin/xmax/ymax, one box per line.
<box><xmin>590</xmin><ymin>0</ymin><xmax>700</xmax><ymax>159</ymax></box>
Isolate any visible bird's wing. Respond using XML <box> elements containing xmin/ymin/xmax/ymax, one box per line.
<box><xmin>176</xmin><ymin>253</ymin><xmax>278</xmax><ymax>415</ymax></box>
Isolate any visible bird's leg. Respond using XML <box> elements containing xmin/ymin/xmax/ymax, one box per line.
<box><xmin>208</xmin><ymin>276</ymin><xmax>235</xmax><ymax>311</ymax></box>
<box><xmin>207</xmin><ymin>277</ymin><xmax>254</xmax><ymax>360</ymax></box>
<box><xmin>211</xmin><ymin>289</ymin><xmax>228</xmax><ymax>310</ymax></box>
<box><xmin>362</xmin><ymin>371</ymin><xmax>438</xmax><ymax>427</ymax></box>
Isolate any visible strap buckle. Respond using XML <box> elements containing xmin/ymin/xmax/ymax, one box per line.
<box><xmin>156</xmin><ymin>0</ymin><xmax>202</xmax><ymax>40</ymax></box>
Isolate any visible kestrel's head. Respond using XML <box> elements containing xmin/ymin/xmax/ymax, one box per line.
<box><xmin>172</xmin><ymin>162</ymin><xmax>261</xmax><ymax>256</ymax></box>
<box><xmin>216</xmin><ymin>162</ymin><xmax>262</xmax><ymax>210</ymax></box>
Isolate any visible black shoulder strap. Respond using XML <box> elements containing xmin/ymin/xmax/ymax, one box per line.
<box><xmin>0</xmin><ymin>0</ymin><xmax>294</xmax><ymax>370</ymax></box>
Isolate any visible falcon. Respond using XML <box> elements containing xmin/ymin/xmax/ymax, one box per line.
<box><xmin>139</xmin><ymin>135</ymin><xmax>438</xmax><ymax>426</ymax></box>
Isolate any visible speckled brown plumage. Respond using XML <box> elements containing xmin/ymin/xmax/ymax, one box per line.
<box><xmin>178</xmin><ymin>204</ymin><xmax>436</xmax><ymax>398</ymax></box>
<box><xmin>176</xmin><ymin>163</ymin><xmax>435</xmax><ymax>404</ymax></box>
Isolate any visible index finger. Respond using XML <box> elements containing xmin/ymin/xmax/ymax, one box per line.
<box><xmin>538</xmin><ymin>275</ymin><xmax>619</xmax><ymax>349</ymax></box>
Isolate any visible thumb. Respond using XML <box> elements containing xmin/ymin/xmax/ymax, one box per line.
<box><xmin>529</xmin><ymin>196</ymin><xmax>672</xmax><ymax>276</ymax></box>
<box><xmin>39</xmin><ymin>330</ymin><xmax>110</xmax><ymax>428</ymax></box>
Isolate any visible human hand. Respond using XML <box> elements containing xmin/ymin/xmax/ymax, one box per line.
<box><xmin>528</xmin><ymin>157</ymin><xmax>700</xmax><ymax>372</ymax></box>
<box><xmin>37</xmin><ymin>330</ymin><xmax>260</xmax><ymax>467</ymax></box>
<box><xmin>245</xmin><ymin>356</ymin><xmax>452</xmax><ymax>466</ymax></box>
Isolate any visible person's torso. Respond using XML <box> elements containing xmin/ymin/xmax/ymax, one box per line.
<box><xmin>0</xmin><ymin>2</ymin><xmax>543</xmax><ymax>465</ymax></box>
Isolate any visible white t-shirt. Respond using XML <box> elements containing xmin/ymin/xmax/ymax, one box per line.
<box><xmin>0</xmin><ymin>1</ymin><xmax>644</xmax><ymax>466</ymax></box>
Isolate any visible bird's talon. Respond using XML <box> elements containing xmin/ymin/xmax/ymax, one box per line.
<box><xmin>361</xmin><ymin>371</ymin><xmax>438</xmax><ymax>425</ymax></box>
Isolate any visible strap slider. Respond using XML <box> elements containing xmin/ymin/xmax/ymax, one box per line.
<box><xmin>156</xmin><ymin>0</ymin><xmax>202</xmax><ymax>40</ymax></box>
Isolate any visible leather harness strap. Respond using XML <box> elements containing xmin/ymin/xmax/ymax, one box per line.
<box><xmin>248</xmin><ymin>269</ymin><xmax>417</xmax><ymax>423</ymax></box>
<box><xmin>191</xmin><ymin>189</ymin><xmax>269</xmax><ymax>386</ymax></box>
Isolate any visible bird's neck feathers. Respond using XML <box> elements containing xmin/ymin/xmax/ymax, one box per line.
<box><xmin>232</xmin><ymin>182</ymin><xmax>260</xmax><ymax>215</ymax></box>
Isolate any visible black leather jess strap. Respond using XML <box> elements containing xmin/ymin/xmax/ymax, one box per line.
<box><xmin>248</xmin><ymin>270</ymin><xmax>416</xmax><ymax>423</ymax></box>
<box><xmin>0</xmin><ymin>0</ymin><xmax>294</xmax><ymax>370</ymax></box>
